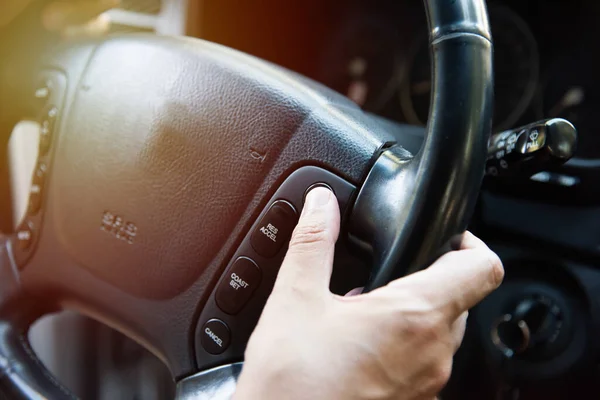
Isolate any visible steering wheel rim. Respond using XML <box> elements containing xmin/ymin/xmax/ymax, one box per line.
<box><xmin>0</xmin><ymin>0</ymin><xmax>492</xmax><ymax>398</ymax></box>
<box><xmin>355</xmin><ymin>0</ymin><xmax>493</xmax><ymax>291</ymax></box>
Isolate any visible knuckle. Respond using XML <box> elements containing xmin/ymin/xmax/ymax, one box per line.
<box><xmin>401</xmin><ymin>305</ymin><xmax>444</xmax><ymax>341</ymax></box>
<box><xmin>271</xmin><ymin>276</ymin><xmax>311</xmax><ymax>300</ymax></box>
<box><xmin>288</xmin><ymin>219</ymin><xmax>331</xmax><ymax>250</ymax></box>
<box><xmin>418</xmin><ymin>316</ymin><xmax>444</xmax><ymax>341</ymax></box>
<box><xmin>480</xmin><ymin>249</ymin><xmax>504</xmax><ymax>288</ymax></box>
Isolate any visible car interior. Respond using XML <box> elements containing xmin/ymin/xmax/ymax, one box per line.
<box><xmin>0</xmin><ymin>0</ymin><xmax>598</xmax><ymax>399</ymax></box>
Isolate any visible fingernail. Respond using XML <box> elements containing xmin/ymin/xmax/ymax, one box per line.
<box><xmin>304</xmin><ymin>187</ymin><xmax>332</xmax><ymax>212</ymax></box>
<box><xmin>344</xmin><ymin>287</ymin><xmax>364</xmax><ymax>297</ymax></box>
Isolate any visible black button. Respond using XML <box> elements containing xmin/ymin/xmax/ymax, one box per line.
<box><xmin>28</xmin><ymin>184</ymin><xmax>43</xmax><ymax>215</ymax></box>
<box><xmin>14</xmin><ymin>220</ymin><xmax>35</xmax><ymax>252</ymax></box>
<box><xmin>34</xmin><ymin>85</ymin><xmax>51</xmax><ymax>102</ymax></box>
<box><xmin>39</xmin><ymin>106</ymin><xmax>57</xmax><ymax>156</ymax></box>
<box><xmin>251</xmin><ymin>200</ymin><xmax>298</xmax><ymax>258</ymax></box>
<box><xmin>28</xmin><ymin>163</ymin><xmax>47</xmax><ymax>215</ymax></box>
<box><xmin>216</xmin><ymin>257</ymin><xmax>262</xmax><ymax>315</ymax></box>
<box><xmin>201</xmin><ymin>319</ymin><xmax>231</xmax><ymax>355</ymax></box>
<box><xmin>303</xmin><ymin>182</ymin><xmax>334</xmax><ymax>205</ymax></box>
<box><xmin>33</xmin><ymin>80</ymin><xmax>52</xmax><ymax>111</ymax></box>
<box><xmin>16</xmin><ymin>229</ymin><xmax>33</xmax><ymax>251</ymax></box>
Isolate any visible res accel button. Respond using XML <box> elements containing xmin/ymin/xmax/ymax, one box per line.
<box><xmin>201</xmin><ymin>319</ymin><xmax>231</xmax><ymax>355</ymax></box>
<box><xmin>216</xmin><ymin>257</ymin><xmax>262</xmax><ymax>315</ymax></box>
<box><xmin>250</xmin><ymin>200</ymin><xmax>298</xmax><ymax>258</ymax></box>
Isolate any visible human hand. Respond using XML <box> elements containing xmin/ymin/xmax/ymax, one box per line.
<box><xmin>234</xmin><ymin>187</ymin><xmax>504</xmax><ymax>400</ymax></box>
<box><xmin>0</xmin><ymin>0</ymin><xmax>119</xmax><ymax>36</ymax></box>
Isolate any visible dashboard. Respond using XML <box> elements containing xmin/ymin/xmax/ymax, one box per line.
<box><xmin>201</xmin><ymin>0</ymin><xmax>600</xmax><ymax>209</ymax></box>
<box><xmin>314</xmin><ymin>0</ymin><xmax>600</xmax><ymax>159</ymax></box>
<box><xmin>203</xmin><ymin>0</ymin><xmax>600</xmax><ymax>200</ymax></box>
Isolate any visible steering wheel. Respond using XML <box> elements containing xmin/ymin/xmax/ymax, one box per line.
<box><xmin>0</xmin><ymin>0</ymin><xmax>492</xmax><ymax>398</ymax></box>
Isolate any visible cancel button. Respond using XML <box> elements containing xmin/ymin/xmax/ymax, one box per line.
<box><xmin>201</xmin><ymin>319</ymin><xmax>230</xmax><ymax>355</ymax></box>
<box><xmin>216</xmin><ymin>257</ymin><xmax>262</xmax><ymax>315</ymax></box>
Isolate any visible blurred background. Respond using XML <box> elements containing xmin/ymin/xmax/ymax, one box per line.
<box><xmin>8</xmin><ymin>1</ymin><xmax>191</xmax><ymax>398</ymax></box>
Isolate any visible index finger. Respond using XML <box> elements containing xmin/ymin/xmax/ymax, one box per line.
<box><xmin>388</xmin><ymin>241</ymin><xmax>504</xmax><ymax>320</ymax></box>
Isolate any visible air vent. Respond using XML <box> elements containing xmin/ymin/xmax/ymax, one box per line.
<box><xmin>119</xmin><ymin>0</ymin><xmax>161</xmax><ymax>15</ymax></box>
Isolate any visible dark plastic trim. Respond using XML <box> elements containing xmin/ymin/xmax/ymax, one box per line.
<box><xmin>0</xmin><ymin>240</ymin><xmax>71</xmax><ymax>399</ymax></box>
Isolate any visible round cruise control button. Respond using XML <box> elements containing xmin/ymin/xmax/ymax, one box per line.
<box><xmin>303</xmin><ymin>182</ymin><xmax>334</xmax><ymax>205</ymax></box>
<box><xmin>201</xmin><ymin>319</ymin><xmax>231</xmax><ymax>355</ymax></box>
<box><xmin>250</xmin><ymin>200</ymin><xmax>298</xmax><ymax>258</ymax></box>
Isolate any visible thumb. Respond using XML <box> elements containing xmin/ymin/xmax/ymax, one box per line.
<box><xmin>273</xmin><ymin>187</ymin><xmax>340</xmax><ymax>296</ymax></box>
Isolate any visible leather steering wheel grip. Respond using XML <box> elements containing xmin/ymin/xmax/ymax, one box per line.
<box><xmin>0</xmin><ymin>0</ymin><xmax>492</xmax><ymax>399</ymax></box>
<box><xmin>0</xmin><ymin>242</ymin><xmax>74</xmax><ymax>400</ymax></box>
<box><xmin>350</xmin><ymin>0</ymin><xmax>493</xmax><ymax>291</ymax></box>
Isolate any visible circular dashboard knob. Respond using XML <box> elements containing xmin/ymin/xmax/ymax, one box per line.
<box><xmin>491</xmin><ymin>313</ymin><xmax>531</xmax><ymax>358</ymax></box>
<box><xmin>491</xmin><ymin>297</ymin><xmax>562</xmax><ymax>358</ymax></box>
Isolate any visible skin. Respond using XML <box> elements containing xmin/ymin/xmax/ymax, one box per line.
<box><xmin>234</xmin><ymin>187</ymin><xmax>504</xmax><ymax>400</ymax></box>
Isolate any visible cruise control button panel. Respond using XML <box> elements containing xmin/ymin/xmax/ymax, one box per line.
<box><xmin>195</xmin><ymin>166</ymin><xmax>356</xmax><ymax>368</ymax></box>
<box><xmin>216</xmin><ymin>257</ymin><xmax>262</xmax><ymax>315</ymax></box>
<box><xmin>10</xmin><ymin>71</ymin><xmax>66</xmax><ymax>268</ymax></box>
<box><xmin>250</xmin><ymin>200</ymin><xmax>297</xmax><ymax>258</ymax></box>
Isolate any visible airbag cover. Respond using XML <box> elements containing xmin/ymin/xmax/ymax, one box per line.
<box><xmin>51</xmin><ymin>37</ymin><xmax>312</xmax><ymax>299</ymax></box>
